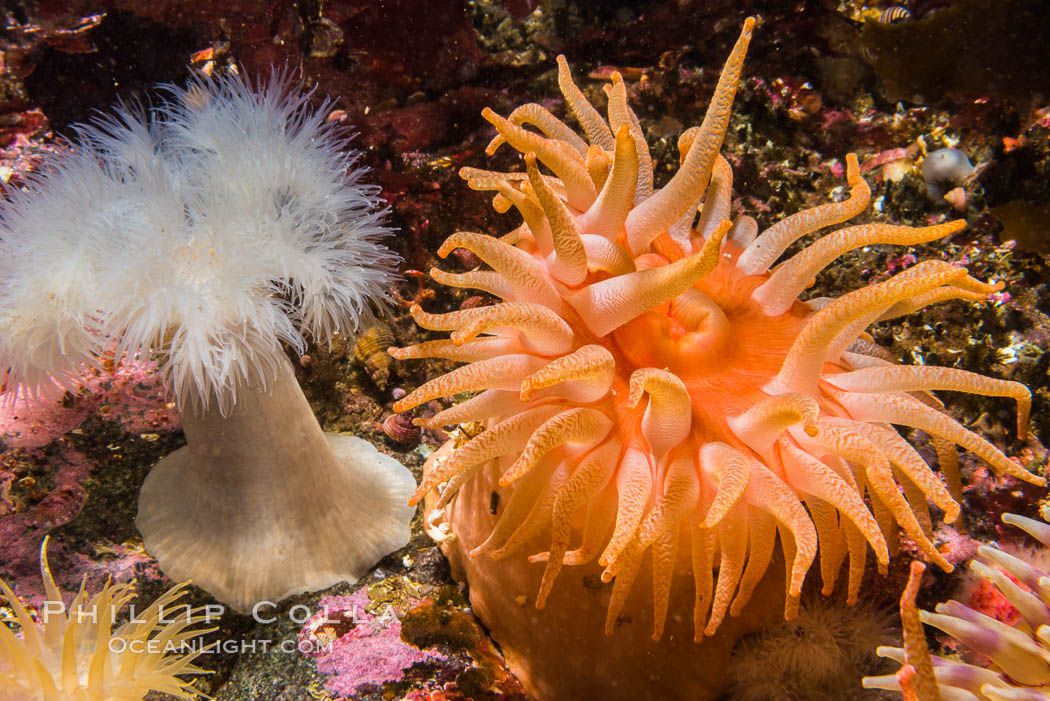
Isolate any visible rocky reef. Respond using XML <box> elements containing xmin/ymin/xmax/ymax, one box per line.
<box><xmin>0</xmin><ymin>0</ymin><xmax>1047</xmax><ymax>699</ymax></box>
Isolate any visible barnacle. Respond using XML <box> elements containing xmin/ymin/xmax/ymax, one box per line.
<box><xmin>392</xmin><ymin>16</ymin><xmax>1038</xmax><ymax>699</ymax></box>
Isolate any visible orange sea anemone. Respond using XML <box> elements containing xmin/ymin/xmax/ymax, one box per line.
<box><xmin>0</xmin><ymin>538</ymin><xmax>213</xmax><ymax>700</ymax></box>
<box><xmin>392</xmin><ymin>16</ymin><xmax>1040</xmax><ymax>699</ymax></box>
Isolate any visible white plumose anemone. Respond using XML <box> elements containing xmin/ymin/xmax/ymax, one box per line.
<box><xmin>0</xmin><ymin>71</ymin><xmax>416</xmax><ymax>612</ymax></box>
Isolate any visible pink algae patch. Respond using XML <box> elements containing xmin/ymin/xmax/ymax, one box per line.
<box><xmin>0</xmin><ymin>359</ymin><xmax>176</xmax><ymax>605</ymax></box>
<box><xmin>0</xmin><ymin>391</ymin><xmax>92</xmax><ymax>449</ymax></box>
<box><xmin>966</xmin><ymin>576</ymin><xmax>1022</xmax><ymax>627</ymax></box>
<box><xmin>0</xmin><ymin>358</ymin><xmax>179</xmax><ymax>449</ymax></box>
<box><xmin>302</xmin><ymin>588</ymin><xmax>447</xmax><ymax>697</ymax></box>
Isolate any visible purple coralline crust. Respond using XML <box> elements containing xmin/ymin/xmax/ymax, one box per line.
<box><xmin>0</xmin><ymin>512</ymin><xmax>46</xmax><ymax>596</ymax></box>
<box><xmin>0</xmin><ymin>360</ymin><xmax>176</xmax><ymax>605</ymax></box>
<box><xmin>25</xmin><ymin>482</ymin><xmax>87</xmax><ymax>528</ymax></box>
<box><xmin>0</xmin><ymin>536</ymin><xmax>164</xmax><ymax>610</ymax></box>
<box><xmin>0</xmin><ymin>395</ymin><xmax>91</xmax><ymax>450</ymax></box>
<box><xmin>933</xmin><ymin>524</ymin><xmax>983</xmax><ymax>569</ymax></box>
<box><xmin>0</xmin><ymin>126</ymin><xmax>57</xmax><ymax>181</ymax></box>
<box><xmin>0</xmin><ymin>447</ymin><xmax>95</xmax><ymax>602</ymax></box>
<box><xmin>0</xmin><ymin>477</ymin><xmax>161</xmax><ymax>608</ymax></box>
<box><xmin>70</xmin><ymin>544</ymin><xmax>164</xmax><ymax>589</ymax></box>
<box><xmin>0</xmin><ymin>544</ymin><xmax>162</xmax><ymax>614</ymax></box>
<box><xmin>306</xmin><ymin>589</ymin><xmax>447</xmax><ymax>697</ymax></box>
<box><xmin>101</xmin><ymin>361</ymin><xmax>180</xmax><ymax>435</ymax></box>
<box><xmin>0</xmin><ymin>359</ymin><xmax>178</xmax><ymax>449</ymax></box>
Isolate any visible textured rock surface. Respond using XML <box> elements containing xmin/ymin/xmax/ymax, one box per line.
<box><xmin>0</xmin><ymin>1</ymin><xmax>1047</xmax><ymax>699</ymax></box>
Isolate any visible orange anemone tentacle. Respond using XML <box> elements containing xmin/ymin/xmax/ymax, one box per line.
<box><xmin>752</xmin><ymin>220</ymin><xmax>967</xmax><ymax>316</ymax></box>
<box><xmin>482</xmin><ymin>108</ymin><xmax>596</xmax><ymax>210</ymax></box>
<box><xmin>518</xmin><ymin>344</ymin><xmax>615</xmax><ymax>403</ymax></box>
<box><xmin>624</xmin><ymin>17</ymin><xmax>755</xmax><ymax>254</ymax></box>
<box><xmin>556</xmin><ymin>55</ymin><xmax>615</xmax><ymax>150</ymax></box>
<box><xmin>826</xmin><ymin>364</ymin><xmax>1031</xmax><ymax>439</ymax></box>
<box><xmin>604</xmin><ymin>72</ymin><xmax>654</xmax><ymax>203</ymax></box>
<box><xmin>626</xmin><ymin>367</ymin><xmax>692</xmax><ymax>456</ymax></box>
<box><xmin>487</xmin><ymin>101</ymin><xmax>589</xmax><ymax>156</ymax></box>
<box><xmin>577</xmin><ymin>125</ymin><xmax>639</xmax><ymax>239</ymax></box>
<box><xmin>437</xmin><ymin>231</ymin><xmax>564</xmax><ymax>310</ymax></box>
<box><xmin>737</xmin><ymin>151</ymin><xmax>871</xmax><ymax>275</ymax></box>
<box><xmin>500</xmin><ymin>408</ymin><xmax>614</xmax><ymax>486</ymax></box>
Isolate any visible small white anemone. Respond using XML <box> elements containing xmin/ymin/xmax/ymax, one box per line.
<box><xmin>0</xmin><ymin>69</ymin><xmax>397</xmax><ymax>413</ymax></box>
<box><xmin>0</xmin><ymin>537</ymin><xmax>213</xmax><ymax>700</ymax></box>
<box><xmin>0</xmin><ymin>71</ymin><xmax>416</xmax><ymax>611</ymax></box>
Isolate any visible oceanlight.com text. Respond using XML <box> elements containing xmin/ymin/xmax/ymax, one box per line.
<box><xmin>38</xmin><ymin>599</ymin><xmax>402</xmax><ymax>658</ymax></box>
<box><xmin>107</xmin><ymin>637</ymin><xmax>333</xmax><ymax>656</ymax></box>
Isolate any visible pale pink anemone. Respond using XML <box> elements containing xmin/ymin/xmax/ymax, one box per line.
<box><xmin>865</xmin><ymin>515</ymin><xmax>1050</xmax><ymax>701</ymax></box>
<box><xmin>392</xmin><ymin>17</ymin><xmax>1039</xmax><ymax>699</ymax></box>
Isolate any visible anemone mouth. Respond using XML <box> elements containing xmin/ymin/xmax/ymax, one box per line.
<box><xmin>609</xmin><ymin>251</ymin><xmax>808</xmax><ymax>389</ymax></box>
<box><xmin>392</xmin><ymin>15</ymin><xmax>1039</xmax><ymax>654</ymax></box>
<box><xmin>611</xmin><ymin>288</ymin><xmax>732</xmax><ymax>378</ymax></box>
